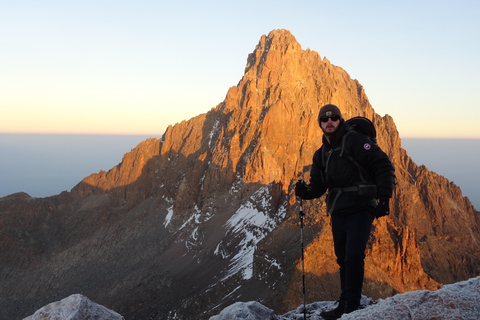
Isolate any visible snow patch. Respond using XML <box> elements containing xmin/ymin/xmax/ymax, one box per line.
<box><xmin>177</xmin><ymin>205</ymin><xmax>214</xmax><ymax>249</ymax></box>
<box><xmin>264</xmin><ymin>254</ymin><xmax>282</xmax><ymax>272</ymax></box>
<box><xmin>209</xmin><ymin>119</ymin><xmax>220</xmax><ymax>149</ymax></box>
<box><xmin>179</xmin><ymin>207</ymin><xmax>202</xmax><ymax>231</ymax></box>
<box><xmin>220</xmin><ymin>186</ymin><xmax>287</xmax><ymax>280</ymax></box>
<box><xmin>163</xmin><ymin>196</ymin><xmax>175</xmax><ymax>227</ymax></box>
<box><xmin>164</xmin><ymin>206</ymin><xmax>174</xmax><ymax>227</ymax></box>
<box><xmin>229</xmin><ymin>172</ymin><xmax>243</xmax><ymax>194</ymax></box>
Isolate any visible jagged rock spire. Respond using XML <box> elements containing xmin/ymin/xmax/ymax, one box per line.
<box><xmin>197</xmin><ymin>29</ymin><xmax>395</xmax><ymax>191</ymax></box>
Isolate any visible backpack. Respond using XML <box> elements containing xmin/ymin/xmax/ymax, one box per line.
<box><xmin>321</xmin><ymin>116</ymin><xmax>377</xmax><ymax>166</ymax></box>
<box><xmin>325</xmin><ymin>116</ymin><xmax>377</xmax><ymax>162</ymax></box>
<box><xmin>346</xmin><ymin>116</ymin><xmax>377</xmax><ymax>144</ymax></box>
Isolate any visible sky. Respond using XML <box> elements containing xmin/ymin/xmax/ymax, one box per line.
<box><xmin>1</xmin><ymin>1</ymin><xmax>479</xmax><ymax>138</ymax></box>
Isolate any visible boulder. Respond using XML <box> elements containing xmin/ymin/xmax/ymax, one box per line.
<box><xmin>209</xmin><ymin>301</ymin><xmax>275</xmax><ymax>320</ymax></box>
<box><xmin>23</xmin><ymin>294</ymin><xmax>124</xmax><ymax>320</ymax></box>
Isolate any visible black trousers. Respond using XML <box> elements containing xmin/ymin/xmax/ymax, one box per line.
<box><xmin>331</xmin><ymin>208</ymin><xmax>374</xmax><ymax>303</ymax></box>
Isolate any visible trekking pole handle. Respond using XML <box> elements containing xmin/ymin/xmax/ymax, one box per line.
<box><xmin>299</xmin><ymin>198</ymin><xmax>305</xmax><ymax>218</ymax></box>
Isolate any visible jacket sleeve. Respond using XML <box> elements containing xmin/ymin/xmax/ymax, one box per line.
<box><xmin>304</xmin><ymin>148</ymin><xmax>328</xmax><ymax>199</ymax></box>
<box><xmin>349</xmin><ymin>135</ymin><xmax>395</xmax><ymax>199</ymax></box>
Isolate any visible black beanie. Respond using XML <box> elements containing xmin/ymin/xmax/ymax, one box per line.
<box><xmin>318</xmin><ymin>104</ymin><xmax>342</xmax><ymax>120</ymax></box>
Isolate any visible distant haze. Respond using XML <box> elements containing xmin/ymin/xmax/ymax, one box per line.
<box><xmin>1</xmin><ymin>135</ymin><xmax>478</xmax><ymax>210</ymax></box>
<box><xmin>401</xmin><ymin>139</ymin><xmax>480</xmax><ymax>209</ymax></box>
<box><xmin>0</xmin><ymin>134</ymin><xmax>156</xmax><ymax>198</ymax></box>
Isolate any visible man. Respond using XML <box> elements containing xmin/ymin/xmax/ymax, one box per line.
<box><xmin>295</xmin><ymin>104</ymin><xmax>395</xmax><ymax>320</ymax></box>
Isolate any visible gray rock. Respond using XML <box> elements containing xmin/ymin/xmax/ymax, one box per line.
<box><xmin>209</xmin><ymin>301</ymin><xmax>276</xmax><ymax>320</ymax></box>
<box><xmin>23</xmin><ymin>294</ymin><xmax>124</xmax><ymax>320</ymax></box>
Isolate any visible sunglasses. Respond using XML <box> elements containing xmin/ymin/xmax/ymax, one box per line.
<box><xmin>320</xmin><ymin>115</ymin><xmax>341</xmax><ymax>122</ymax></box>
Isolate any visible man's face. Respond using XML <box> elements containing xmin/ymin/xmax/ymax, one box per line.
<box><xmin>320</xmin><ymin>115</ymin><xmax>340</xmax><ymax>136</ymax></box>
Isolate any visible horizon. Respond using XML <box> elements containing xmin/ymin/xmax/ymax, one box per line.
<box><xmin>1</xmin><ymin>134</ymin><xmax>479</xmax><ymax>210</ymax></box>
<box><xmin>1</xmin><ymin>1</ymin><xmax>479</xmax><ymax>138</ymax></box>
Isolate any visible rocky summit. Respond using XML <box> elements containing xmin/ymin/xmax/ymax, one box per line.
<box><xmin>1</xmin><ymin>29</ymin><xmax>479</xmax><ymax>320</ymax></box>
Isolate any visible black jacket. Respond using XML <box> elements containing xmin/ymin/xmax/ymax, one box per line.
<box><xmin>305</xmin><ymin>121</ymin><xmax>395</xmax><ymax>215</ymax></box>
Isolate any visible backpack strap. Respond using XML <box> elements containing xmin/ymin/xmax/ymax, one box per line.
<box><xmin>339</xmin><ymin>130</ymin><xmax>373</xmax><ymax>183</ymax></box>
<box><xmin>338</xmin><ymin>130</ymin><xmax>353</xmax><ymax>158</ymax></box>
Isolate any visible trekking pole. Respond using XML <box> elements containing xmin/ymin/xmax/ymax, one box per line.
<box><xmin>299</xmin><ymin>199</ymin><xmax>307</xmax><ymax>320</ymax></box>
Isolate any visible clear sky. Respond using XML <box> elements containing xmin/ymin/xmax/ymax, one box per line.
<box><xmin>1</xmin><ymin>1</ymin><xmax>479</xmax><ymax>138</ymax></box>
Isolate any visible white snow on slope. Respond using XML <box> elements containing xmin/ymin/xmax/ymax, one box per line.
<box><xmin>208</xmin><ymin>119</ymin><xmax>220</xmax><ymax>149</ymax></box>
<box><xmin>220</xmin><ymin>186</ymin><xmax>287</xmax><ymax>280</ymax></box>
<box><xmin>180</xmin><ymin>205</ymin><xmax>214</xmax><ymax>249</ymax></box>
<box><xmin>210</xmin><ymin>276</ymin><xmax>480</xmax><ymax>320</ymax></box>
<box><xmin>163</xmin><ymin>196</ymin><xmax>174</xmax><ymax>227</ymax></box>
<box><xmin>164</xmin><ymin>205</ymin><xmax>174</xmax><ymax>227</ymax></box>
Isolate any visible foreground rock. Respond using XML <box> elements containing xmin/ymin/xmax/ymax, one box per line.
<box><xmin>21</xmin><ymin>276</ymin><xmax>480</xmax><ymax>320</ymax></box>
<box><xmin>211</xmin><ymin>276</ymin><xmax>480</xmax><ymax>320</ymax></box>
<box><xmin>23</xmin><ymin>294</ymin><xmax>124</xmax><ymax>320</ymax></box>
<box><xmin>209</xmin><ymin>301</ymin><xmax>276</xmax><ymax>320</ymax></box>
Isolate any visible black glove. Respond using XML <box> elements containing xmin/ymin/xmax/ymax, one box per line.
<box><xmin>295</xmin><ymin>180</ymin><xmax>309</xmax><ymax>199</ymax></box>
<box><xmin>375</xmin><ymin>198</ymin><xmax>390</xmax><ymax>218</ymax></box>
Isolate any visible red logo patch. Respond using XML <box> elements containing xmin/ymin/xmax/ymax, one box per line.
<box><xmin>364</xmin><ymin>143</ymin><xmax>371</xmax><ymax>150</ymax></box>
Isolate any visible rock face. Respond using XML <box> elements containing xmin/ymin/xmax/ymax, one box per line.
<box><xmin>1</xmin><ymin>29</ymin><xmax>479</xmax><ymax>320</ymax></box>
<box><xmin>23</xmin><ymin>294</ymin><xmax>124</xmax><ymax>320</ymax></box>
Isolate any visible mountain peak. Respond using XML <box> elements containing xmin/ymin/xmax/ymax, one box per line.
<box><xmin>245</xmin><ymin>29</ymin><xmax>305</xmax><ymax>79</ymax></box>
<box><xmin>257</xmin><ymin>29</ymin><xmax>301</xmax><ymax>51</ymax></box>
<box><xmin>264</xmin><ymin>28</ymin><xmax>301</xmax><ymax>50</ymax></box>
